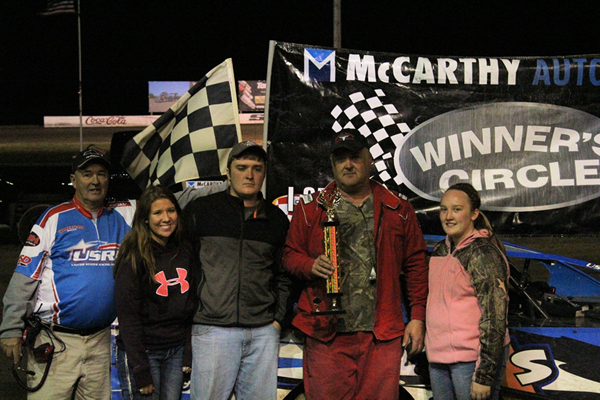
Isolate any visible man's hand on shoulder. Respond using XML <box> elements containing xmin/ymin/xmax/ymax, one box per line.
<box><xmin>1</xmin><ymin>337</ymin><xmax>22</xmax><ymax>364</ymax></box>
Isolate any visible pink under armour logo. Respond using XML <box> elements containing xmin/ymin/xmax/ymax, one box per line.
<box><xmin>155</xmin><ymin>268</ymin><xmax>189</xmax><ymax>296</ymax></box>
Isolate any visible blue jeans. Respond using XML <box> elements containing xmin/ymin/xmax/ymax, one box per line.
<box><xmin>429</xmin><ymin>345</ymin><xmax>509</xmax><ymax>400</ymax></box>
<box><xmin>116</xmin><ymin>344</ymin><xmax>185</xmax><ymax>400</ymax></box>
<box><xmin>190</xmin><ymin>323</ymin><xmax>280</xmax><ymax>400</ymax></box>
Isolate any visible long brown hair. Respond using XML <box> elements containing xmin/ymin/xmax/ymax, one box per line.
<box><xmin>446</xmin><ymin>182</ymin><xmax>506</xmax><ymax>255</ymax></box>
<box><xmin>114</xmin><ymin>185</ymin><xmax>184</xmax><ymax>283</ymax></box>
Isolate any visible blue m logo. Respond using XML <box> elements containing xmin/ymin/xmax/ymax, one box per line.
<box><xmin>304</xmin><ymin>48</ymin><xmax>336</xmax><ymax>82</ymax></box>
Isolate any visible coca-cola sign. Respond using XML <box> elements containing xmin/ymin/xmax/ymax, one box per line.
<box><xmin>85</xmin><ymin>116</ymin><xmax>128</xmax><ymax>126</ymax></box>
<box><xmin>44</xmin><ymin>115</ymin><xmax>159</xmax><ymax>128</ymax></box>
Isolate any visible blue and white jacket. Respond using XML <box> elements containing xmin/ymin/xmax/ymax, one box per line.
<box><xmin>0</xmin><ymin>196</ymin><xmax>136</xmax><ymax>336</ymax></box>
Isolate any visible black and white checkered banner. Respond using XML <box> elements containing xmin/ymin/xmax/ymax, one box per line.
<box><xmin>330</xmin><ymin>88</ymin><xmax>411</xmax><ymax>188</ymax></box>
<box><xmin>121</xmin><ymin>59</ymin><xmax>242</xmax><ymax>189</ymax></box>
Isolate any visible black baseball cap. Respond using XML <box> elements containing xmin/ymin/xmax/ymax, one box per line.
<box><xmin>330</xmin><ymin>130</ymin><xmax>369</xmax><ymax>154</ymax></box>
<box><xmin>72</xmin><ymin>145</ymin><xmax>111</xmax><ymax>172</ymax></box>
<box><xmin>227</xmin><ymin>141</ymin><xmax>268</xmax><ymax>164</ymax></box>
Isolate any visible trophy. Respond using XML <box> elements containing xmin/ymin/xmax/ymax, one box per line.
<box><xmin>312</xmin><ymin>190</ymin><xmax>346</xmax><ymax>315</ymax></box>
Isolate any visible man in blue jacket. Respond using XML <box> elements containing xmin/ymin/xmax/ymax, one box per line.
<box><xmin>0</xmin><ymin>146</ymin><xmax>136</xmax><ymax>399</ymax></box>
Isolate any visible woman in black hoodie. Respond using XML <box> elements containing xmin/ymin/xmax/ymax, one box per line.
<box><xmin>114</xmin><ymin>185</ymin><xmax>198</xmax><ymax>399</ymax></box>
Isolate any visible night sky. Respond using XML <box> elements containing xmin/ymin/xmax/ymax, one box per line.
<box><xmin>3</xmin><ymin>0</ymin><xmax>600</xmax><ymax>126</ymax></box>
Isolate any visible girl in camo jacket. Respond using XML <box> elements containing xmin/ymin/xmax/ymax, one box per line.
<box><xmin>426</xmin><ymin>182</ymin><xmax>510</xmax><ymax>400</ymax></box>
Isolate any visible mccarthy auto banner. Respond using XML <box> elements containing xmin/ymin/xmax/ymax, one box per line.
<box><xmin>264</xmin><ymin>41</ymin><xmax>600</xmax><ymax>235</ymax></box>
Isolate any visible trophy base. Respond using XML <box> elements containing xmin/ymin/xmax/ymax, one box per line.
<box><xmin>311</xmin><ymin>294</ymin><xmax>346</xmax><ymax>315</ymax></box>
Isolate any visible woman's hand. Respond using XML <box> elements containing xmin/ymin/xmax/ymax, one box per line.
<box><xmin>470</xmin><ymin>381</ymin><xmax>491</xmax><ymax>400</ymax></box>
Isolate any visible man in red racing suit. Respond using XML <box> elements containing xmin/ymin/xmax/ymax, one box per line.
<box><xmin>283</xmin><ymin>129</ymin><xmax>429</xmax><ymax>399</ymax></box>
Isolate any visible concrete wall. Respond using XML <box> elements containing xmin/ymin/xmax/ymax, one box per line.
<box><xmin>0</xmin><ymin>123</ymin><xmax>264</xmax><ymax>166</ymax></box>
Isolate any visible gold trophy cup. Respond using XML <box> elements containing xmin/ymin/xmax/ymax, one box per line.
<box><xmin>313</xmin><ymin>190</ymin><xmax>346</xmax><ymax>315</ymax></box>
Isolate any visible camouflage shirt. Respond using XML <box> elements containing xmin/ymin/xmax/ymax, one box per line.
<box><xmin>335</xmin><ymin>194</ymin><xmax>377</xmax><ymax>332</ymax></box>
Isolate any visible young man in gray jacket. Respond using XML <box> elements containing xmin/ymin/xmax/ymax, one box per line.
<box><xmin>182</xmin><ymin>141</ymin><xmax>291</xmax><ymax>400</ymax></box>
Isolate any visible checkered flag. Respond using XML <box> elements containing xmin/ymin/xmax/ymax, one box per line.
<box><xmin>330</xmin><ymin>89</ymin><xmax>411</xmax><ymax>186</ymax></box>
<box><xmin>121</xmin><ymin>59</ymin><xmax>242</xmax><ymax>189</ymax></box>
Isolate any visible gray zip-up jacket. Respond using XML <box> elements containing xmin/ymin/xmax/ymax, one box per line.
<box><xmin>182</xmin><ymin>189</ymin><xmax>292</xmax><ymax>327</ymax></box>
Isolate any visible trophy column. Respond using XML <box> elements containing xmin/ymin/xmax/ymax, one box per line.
<box><xmin>313</xmin><ymin>191</ymin><xmax>346</xmax><ymax>315</ymax></box>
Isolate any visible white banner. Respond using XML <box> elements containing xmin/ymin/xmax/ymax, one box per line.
<box><xmin>44</xmin><ymin>116</ymin><xmax>160</xmax><ymax>128</ymax></box>
<box><xmin>44</xmin><ymin>114</ymin><xmax>263</xmax><ymax>128</ymax></box>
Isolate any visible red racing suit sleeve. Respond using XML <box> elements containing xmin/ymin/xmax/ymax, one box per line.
<box><xmin>398</xmin><ymin>200</ymin><xmax>429</xmax><ymax>322</ymax></box>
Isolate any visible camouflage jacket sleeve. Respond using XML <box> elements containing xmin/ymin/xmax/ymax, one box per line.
<box><xmin>460</xmin><ymin>240</ymin><xmax>509</xmax><ymax>386</ymax></box>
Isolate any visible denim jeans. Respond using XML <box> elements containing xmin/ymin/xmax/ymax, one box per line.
<box><xmin>116</xmin><ymin>344</ymin><xmax>185</xmax><ymax>400</ymax></box>
<box><xmin>429</xmin><ymin>345</ymin><xmax>509</xmax><ymax>400</ymax></box>
<box><xmin>190</xmin><ymin>323</ymin><xmax>280</xmax><ymax>400</ymax></box>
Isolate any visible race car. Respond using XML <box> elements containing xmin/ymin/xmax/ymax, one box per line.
<box><xmin>277</xmin><ymin>235</ymin><xmax>600</xmax><ymax>400</ymax></box>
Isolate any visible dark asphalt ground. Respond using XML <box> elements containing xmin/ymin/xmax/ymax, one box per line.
<box><xmin>0</xmin><ymin>229</ymin><xmax>599</xmax><ymax>398</ymax></box>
